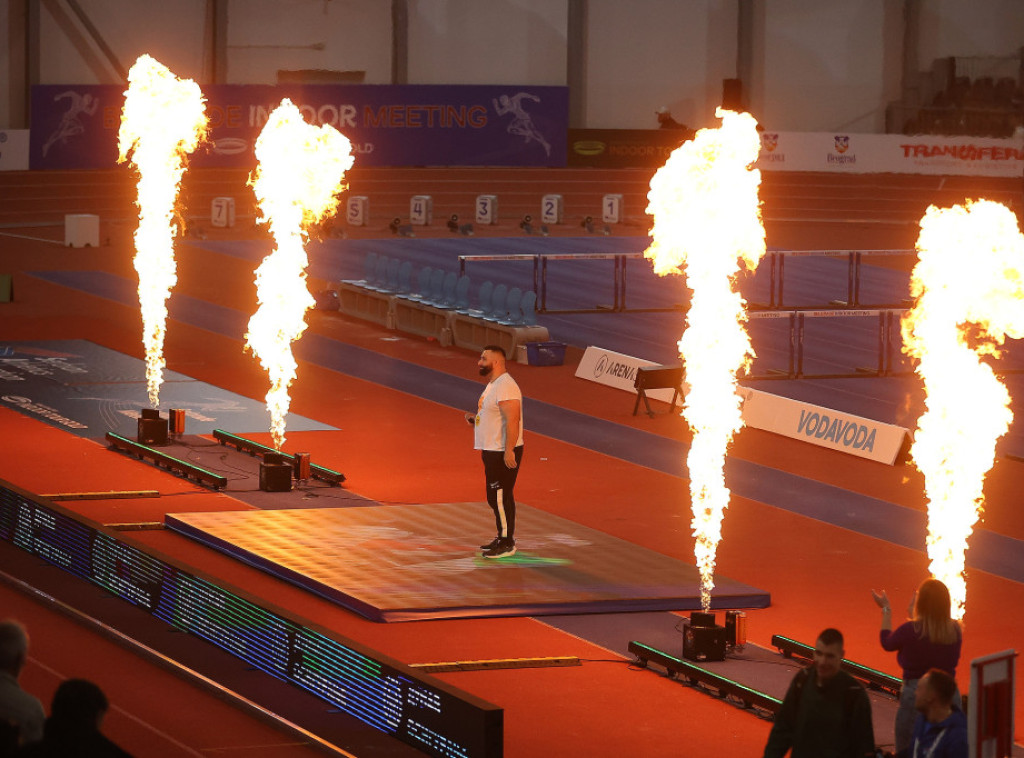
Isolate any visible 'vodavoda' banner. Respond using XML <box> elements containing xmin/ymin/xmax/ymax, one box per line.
<box><xmin>31</xmin><ymin>84</ymin><xmax>568</xmax><ymax>169</ymax></box>
<box><xmin>739</xmin><ymin>387</ymin><xmax>909</xmax><ymax>465</ymax></box>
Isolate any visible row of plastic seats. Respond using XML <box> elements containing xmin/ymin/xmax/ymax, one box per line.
<box><xmin>352</xmin><ymin>252</ymin><xmax>538</xmax><ymax>325</ymax></box>
<box><xmin>471</xmin><ymin>281</ymin><xmax>538</xmax><ymax>326</ymax></box>
<box><xmin>356</xmin><ymin>252</ymin><xmax>411</xmax><ymax>294</ymax></box>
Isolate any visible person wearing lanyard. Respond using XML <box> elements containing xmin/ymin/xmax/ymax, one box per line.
<box><xmin>902</xmin><ymin>668</ymin><xmax>967</xmax><ymax>758</ymax></box>
<box><xmin>465</xmin><ymin>346</ymin><xmax>524</xmax><ymax>559</ymax></box>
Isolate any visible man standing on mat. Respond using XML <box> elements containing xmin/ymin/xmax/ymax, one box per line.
<box><xmin>465</xmin><ymin>345</ymin><xmax>523</xmax><ymax>559</ymax></box>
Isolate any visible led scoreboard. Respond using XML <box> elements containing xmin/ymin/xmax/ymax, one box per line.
<box><xmin>0</xmin><ymin>480</ymin><xmax>502</xmax><ymax>757</ymax></box>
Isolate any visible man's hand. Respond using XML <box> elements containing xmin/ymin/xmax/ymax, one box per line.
<box><xmin>504</xmin><ymin>449</ymin><xmax>517</xmax><ymax>469</ymax></box>
<box><xmin>465</xmin><ymin>412</ymin><xmax>476</xmax><ymax>426</ymax></box>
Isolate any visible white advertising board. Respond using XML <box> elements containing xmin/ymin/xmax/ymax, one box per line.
<box><xmin>575</xmin><ymin>346</ymin><xmax>679</xmax><ymax>406</ymax></box>
<box><xmin>0</xmin><ymin>130</ymin><xmax>30</xmax><ymax>171</ymax></box>
<box><xmin>738</xmin><ymin>387</ymin><xmax>909</xmax><ymax>465</ymax></box>
<box><xmin>756</xmin><ymin>131</ymin><xmax>1024</xmax><ymax>178</ymax></box>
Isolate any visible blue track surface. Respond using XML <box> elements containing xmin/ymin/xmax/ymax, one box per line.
<box><xmin>27</xmin><ymin>268</ymin><xmax>1024</xmax><ymax>587</ymax></box>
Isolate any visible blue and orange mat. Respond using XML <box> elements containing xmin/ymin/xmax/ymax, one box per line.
<box><xmin>167</xmin><ymin>503</ymin><xmax>770</xmax><ymax>622</ymax></box>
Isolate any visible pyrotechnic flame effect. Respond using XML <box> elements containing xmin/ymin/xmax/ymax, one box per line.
<box><xmin>246</xmin><ymin>99</ymin><xmax>353</xmax><ymax>450</ymax></box>
<box><xmin>902</xmin><ymin>199</ymin><xmax>1024</xmax><ymax>620</ymax></box>
<box><xmin>644</xmin><ymin>108</ymin><xmax>766</xmax><ymax>611</ymax></box>
<box><xmin>117</xmin><ymin>55</ymin><xmax>207</xmax><ymax>407</ymax></box>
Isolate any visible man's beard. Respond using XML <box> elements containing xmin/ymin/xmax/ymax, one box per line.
<box><xmin>478</xmin><ymin>366</ymin><xmax>492</xmax><ymax>377</ymax></box>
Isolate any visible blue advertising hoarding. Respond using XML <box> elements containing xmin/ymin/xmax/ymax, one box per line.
<box><xmin>31</xmin><ymin>83</ymin><xmax>568</xmax><ymax>169</ymax></box>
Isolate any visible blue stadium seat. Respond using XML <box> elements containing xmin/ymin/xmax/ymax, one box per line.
<box><xmin>397</xmin><ymin>260</ymin><xmax>414</xmax><ymax>294</ymax></box>
<box><xmin>440</xmin><ymin>271</ymin><xmax>458</xmax><ymax>307</ymax></box>
<box><xmin>368</xmin><ymin>255</ymin><xmax>389</xmax><ymax>290</ymax></box>
<box><xmin>361</xmin><ymin>252</ymin><xmax>377</xmax><ymax>284</ymax></box>
<box><xmin>427</xmin><ymin>269</ymin><xmax>445</xmax><ymax>304</ymax></box>
<box><xmin>454</xmin><ymin>275</ymin><xmax>472</xmax><ymax>312</ymax></box>
<box><xmin>487</xmin><ymin>283</ymin><xmax>508</xmax><ymax>321</ymax></box>
<box><xmin>384</xmin><ymin>258</ymin><xmax>401</xmax><ymax>291</ymax></box>
<box><xmin>519</xmin><ymin>290</ymin><xmax>538</xmax><ymax>325</ymax></box>
<box><xmin>413</xmin><ymin>266</ymin><xmax>433</xmax><ymax>299</ymax></box>
<box><xmin>500</xmin><ymin>287</ymin><xmax>522</xmax><ymax>325</ymax></box>
<box><xmin>469</xmin><ymin>280</ymin><xmax>493</xmax><ymax>316</ymax></box>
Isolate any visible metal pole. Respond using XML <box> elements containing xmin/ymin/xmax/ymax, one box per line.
<box><xmin>391</xmin><ymin>0</ymin><xmax>408</xmax><ymax>84</ymax></box>
<box><xmin>787</xmin><ymin>312</ymin><xmax>796</xmax><ymax>378</ymax></box>
<box><xmin>795</xmin><ymin>313</ymin><xmax>805</xmax><ymax>378</ymax></box>
<box><xmin>877</xmin><ymin>312</ymin><xmax>886</xmax><ymax>375</ymax></box>
<box><xmin>566</xmin><ymin>0</ymin><xmax>587</xmax><ymax>128</ymax></box>
<box><xmin>778</xmin><ymin>253</ymin><xmax>786</xmax><ymax>308</ymax></box>
<box><xmin>64</xmin><ymin>0</ymin><xmax>128</xmax><ymax>81</ymax></box>
<box><xmin>854</xmin><ymin>252</ymin><xmax>862</xmax><ymax>306</ymax></box>
<box><xmin>847</xmin><ymin>252</ymin><xmax>855</xmax><ymax>305</ymax></box>
<box><xmin>533</xmin><ymin>256</ymin><xmax>539</xmax><ymax>299</ymax></box>
<box><xmin>612</xmin><ymin>256</ymin><xmax>620</xmax><ymax>311</ymax></box>
<box><xmin>540</xmin><ymin>257</ymin><xmax>548</xmax><ymax>312</ymax></box>
<box><xmin>620</xmin><ymin>255</ymin><xmax>627</xmax><ymax>311</ymax></box>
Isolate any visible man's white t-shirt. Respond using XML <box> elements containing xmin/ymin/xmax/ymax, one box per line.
<box><xmin>474</xmin><ymin>372</ymin><xmax>524</xmax><ymax>451</ymax></box>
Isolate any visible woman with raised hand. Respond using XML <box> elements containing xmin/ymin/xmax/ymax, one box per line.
<box><xmin>871</xmin><ymin>578</ymin><xmax>962</xmax><ymax>756</ymax></box>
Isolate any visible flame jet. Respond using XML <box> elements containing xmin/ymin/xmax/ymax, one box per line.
<box><xmin>902</xmin><ymin>199</ymin><xmax>1024</xmax><ymax>620</ymax></box>
<box><xmin>246</xmin><ymin>99</ymin><xmax>353</xmax><ymax>450</ymax></box>
<box><xmin>118</xmin><ymin>55</ymin><xmax>207</xmax><ymax>407</ymax></box>
<box><xmin>644</xmin><ymin>108</ymin><xmax>766</xmax><ymax>611</ymax></box>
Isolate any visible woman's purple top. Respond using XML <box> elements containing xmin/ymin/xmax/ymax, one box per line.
<box><xmin>880</xmin><ymin>621</ymin><xmax>961</xmax><ymax>680</ymax></box>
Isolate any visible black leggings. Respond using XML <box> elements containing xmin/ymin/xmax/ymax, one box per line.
<box><xmin>481</xmin><ymin>445</ymin><xmax>524</xmax><ymax>539</ymax></box>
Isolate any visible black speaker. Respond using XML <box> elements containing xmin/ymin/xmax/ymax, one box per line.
<box><xmin>259</xmin><ymin>462</ymin><xmax>293</xmax><ymax>492</ymax></box>
<box><xmin>137</xmin><ymin>409</ymin><xmax>168</xmax><ymax>445</ymax></box>
<box><xmin>683</xmin><ymin>623</ymin><xmax>727</xmax><ymax>662</ymax></box>
<box><xmin>690</xmin><ymin>611</ymin><xmax>717</xmax><ymax>628</ymax></box>
<box><xmin>722</xmin><ymin>78</ymin><xmax>743</xmax><ymax>111</ymax></box>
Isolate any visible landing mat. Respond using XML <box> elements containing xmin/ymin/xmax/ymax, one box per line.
<box><xmin>166</xmin><ymin>503</ymin><xmax>770</xmax><ymax>622</ymax></box>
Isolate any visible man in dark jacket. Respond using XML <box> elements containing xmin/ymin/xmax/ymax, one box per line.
<box><xmin>763</xmin><ymin>628</ymin><xmax>876</xmax><ymax>758</ymax></box>
<box><xmin>899</xmin><ymin>668</ymin><xmax>967</xmax><ymax>758</ymax></box>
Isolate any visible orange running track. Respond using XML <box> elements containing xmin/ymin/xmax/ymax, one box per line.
<box><xmin>0</xmin><ymin>168</ymin><xmax>1022</xmax><ymax>756</ymax></box>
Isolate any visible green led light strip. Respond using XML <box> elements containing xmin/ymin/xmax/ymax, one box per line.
<box><xmin>212</xmin><ymin>429</ymin><xmax>345</xmax><ymax>485</ymax></box>
<box><xmin>771</xmin><ymin>635</ymin><xmax>901</xmax><ymax>695</ymax></box>
<box><xmin>106</xmin><ymin>433</ymin><xmax>228</xmax><ymax>489</ymax></box>
<box><xmin>628</xmin><ymin>640</ymin><xmax>782</xmax><ymax>713</ymax></box>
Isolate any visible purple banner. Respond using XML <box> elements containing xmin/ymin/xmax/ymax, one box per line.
<box><xmin>31</xmin><ymin>84</ymin><xmax>568</xmax><ymax>170</ymax></box>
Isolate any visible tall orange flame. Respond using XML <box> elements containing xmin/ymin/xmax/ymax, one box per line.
<box><xmin>645</xmin><ymin>108</ymin><xmax>766</xmax><ymax>610</ymax></box>
<box><xmin>246</xmin><ymin>99</ymin><xmax>354</xmax><ymax>450</ymax></box>
<box><xmin>902</xmin><ymin>199</ymin><xmax>1024</xmax><ymax>620</ymax></box>
<box><xmin>117</xmin><ymin>55</ymin><xmax>207</xmax><ymax>407</ymax></box>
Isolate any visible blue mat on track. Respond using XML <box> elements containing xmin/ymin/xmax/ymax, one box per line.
<box><xmin>0</xmin><ymin>338</ymin><xmax>334</xmax><ymax>439</ymax></box>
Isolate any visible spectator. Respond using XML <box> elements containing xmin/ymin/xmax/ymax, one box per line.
<box><xmin>0</xmin><ymin>621</ymin><xmax>44</xmax><ymax>748</ymax></box>
<box><xmin>762</xmin><ymin>627</ymin><xmax>875</xmax><ymax>758</ymax></box>
<box><xmin>898</xmin><ymin>668</ymin><xmax>967</xmax><ymax>758</ymax></box>
<box><xmin>17</xmin><ymin>679</ymin><xmax>132</xmax><ymax>757</ymax></box>
<box><xmin>872</xmin><ymin>578</ymin><xmax>962</xmax><ymax>755</ymax></box>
